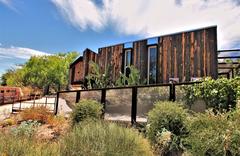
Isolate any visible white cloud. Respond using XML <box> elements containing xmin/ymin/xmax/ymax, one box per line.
<box><xmin>0</xmin><ymin>0</ymin><xmax>18</xmax><ymax>12</ymax></box>
<box><xmin>0</xmin><ymin>46</ymin><xmax>50</xmax><ymax>60</ymax></box>
<box><xmin>52</xmin><ymin>0</ymin><xmax>240</xmax><ymax>49</ymax></box>
<box><xmin>51</xmin><ymin>0</ymin><xmax>107</xmax><ymax>31</ymax></box>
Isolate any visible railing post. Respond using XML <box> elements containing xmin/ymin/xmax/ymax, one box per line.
<box><xmin>169</xmin><ymin>84</ymin><xmax>176</xmax><ymax>102</ymax></box>
<box><xmin>131</xmin><ymin>87</ymin><xmax>137</xmax><ymax>125</ymax></box>
<box><xmin>54</xmin><ymin>92</ymin><xmax>59</xmax><ymax>115</ymax></box>
<box><xmin>101</xmin><ymin>89</ymin><xmax>106</xmax><ymax>117</ymax></box>
<box><xmin>45</xmin><ymin>96</ymin><xmax>48</xmax><ymax>107</ymax></box>
<box><xmin>75</xmin><ymin>91</ymin><xmax>81</xmax><ymax>103</ymax></box>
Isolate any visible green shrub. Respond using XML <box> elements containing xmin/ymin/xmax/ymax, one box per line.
<box><xmin>185</xmin><ymin>110</ymin><xmax>240</xmax><ymax>156</ymax></box>
<box><xmin>61</xmin><ymin>120</ymin><xmax>153</xmax><ymax>156</ymax></box>
<box><xmin>11</xmin><ymin>120</ymin><xmax>41</xmax><ymax>137</ymax></box>
<box><xmin>183</xmin><ymin>77</ymin><xmax>240</xmax><ymax>111</ymax></box>
<box><xmin>71</xmin><ymin>99</ymin><xmax>103</xmax><ymax>125</ymax></box>
<box><xmin>146</xmin><ymin>101</ymin><xmax>188</xmax><ymax>155</ymax></box>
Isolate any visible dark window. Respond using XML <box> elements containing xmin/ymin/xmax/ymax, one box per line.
<box><xmin>124</xmin><ymin>49</ymin><xmax>132</xmax><ymax>76</ymax></box>
<box><xmin>148</xmin><ymin>46</ymin><xmax>157</xmax><ymax>84</ymax></box>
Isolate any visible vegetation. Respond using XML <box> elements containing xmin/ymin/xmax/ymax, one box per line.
<box><xmin>86</xmin><ymin>61</ymin><xmax>142</xmax><ymax>89</ymax></box>
<box><xmin>71</xmin><ymin>99</ymin><xmax>103</xmax><ymax>125</ymax></box>
<box><xmin>116</xmin><ymin>65</ymin><xmax>142</xmax><ymax>86</ymax></box>
<box><xmin>61</xmin><ymin>120</ymin><xmax>153</xmax><ymax>156</ymax></box>
<box><xmin>1</xmin><ymin>52</ymin><xmax>78</xmax><ymax>93</ymax></box>
<box><xmin>20</xmin><ymin>106</ymin><xmax>53</xmax><ymax>124</ymax></box>
<box><xmin>183</xmin><ymin>77</ymin><xmax>240</xmax><ymax>111</ymax></box>
<box><xmin>0</xmin><ymin>134</ymin><xmax>59</xmax><ymax>156</ymax></box>
<box><xmin>146</xmin><ymin>101</ymin><xmax>188</xmax><ymax>155</ymax></box>
<box><xmin>86</xmin><ymin>61</ymin><xmax>113</xmax><ymax>89</ymax></box>
<box><xmin>185</xmin><ymin>110</ymin><xmax>240</xmax><ymax>155</ymax></box>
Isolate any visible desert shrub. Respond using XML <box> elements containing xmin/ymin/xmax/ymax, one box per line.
<box><xmin>0</xmin><ymin>133</ymin><xmax>59</xmax><ymax>156</ymax></box>
<box><xmin>20</xmin><ymin>106</ymin><xmax>53</xmax><ymax>123</ymax></box>
<box><xmin>0</xmin><ymin>118</ymin><xmax>16</xmax><ymax>127</ymax></box>
<box><xmin>185</xmin><ymin>110</ymin><xmax>240</xmax><ymax>156</ymax></box>
<box><xmin>146</xmin><ymin>101</ymin><xmax>188</xmax><ymax>155</ymax></box>
<box><xmin>61</xmin><ymin>120</ymin><xmax>153</xmax><ymax>156</ymax></box>
<box><xmin>47</xmin><ymin>115</ymin><xmax>67</xmax><ymax>127</ymax></box>
<box><xmin>183</xmin><ymin>77</ymin><xmax>240</xmax><ymax>111</ymax></box>
<box><xmin>11</xmin><ymin>120</ymin><xmax>41</xmax><ymax>137</ymax></box>
<box><xmin>71</xmin><ymin>99</ymin><xmax>103</xmax><ymax>125</ymax></box>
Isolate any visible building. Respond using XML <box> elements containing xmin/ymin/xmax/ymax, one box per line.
<box><xmin>69</xmin><ymin>26</ymin><xmax>218</xmax><ymax>89</ymax></box>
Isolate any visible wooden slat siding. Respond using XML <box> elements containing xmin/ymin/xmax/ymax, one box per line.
<box><xmin>208</xmin><ymin>27</ymin><xmax>218</xmax><ymax>79</ymax></box>
<box><xmin>172</xmin><ymin>35</ymin><xmax>178</xmax><ymax>78</ymax></box>
<box><xmin>73</xmin><ymin>26</ymin><xmax>217</xmax><ymax>86</ymax></box>
<box><xmin>203</xmin><ymin>30</ymin><xmax>207</xmax><ymax>76</ymax></box>
<box><xmin>198</xmin><ymin>30</ymin><xmax>203</xmax><ymax>77</ymax></box>
<box><xmin>140</xmin><ymin>40</ymin><xmax>148</xmax><ymax>82</ymax></box>
<box><xmin>176</xmin><ymin>34</ymin><xmax>182</xmax><ymax>80</ymax></box>
<box><xmin>162</xmin><ymin>37</ymin><xmax>168</xmax><ymax>83</ymax></box>
<box><xmin>185</xmin><ymin>32</ymin><xmax>191</xmax><ymax>81</ymax></box>
<box><xmin>133</xmin><ymin>40</ymin><xmax>147</xmax><ymax>82</ymax></box>
<box><xmin>206</xmin><ymin>29</ymin><xmax>211</xmax><ymax>76</ymax></box>
<box><xmin>74</xmin><ymin>61</ymin><xmax>84</xmax><ymax>82</ymax></box>
<box><xmin>190</xmin><ymin>32</ymin><xmax>194</xmax><ymax>78</ymax></box>
<box><xmin>158</xmin><ymin>37</ymin><xmax>163</xmax><ymax>83</ymax></box>
<box><xmin>83</xmin><ymin>50</ymin><xmax>89</xmax><ymax>78</ymax></box>
<box><xmin>84</xmin><ymin>49</ymin><xmax>97</xmax><ymax>78</ymax></box>
<box><xmin>193</xmin><ymin>32</ymin><xmax>198</xmax><ymax>77</ymax></box>
<box><xmin>170</xmin><ymin>36</ymin><xmax>174</xmax><ymax>78</ymax></box>
<box><xmin>111</xmin><ymin>44</ymin><xmax>123</xmax><ymax>81</ymax></box>
<box><xmin>182</xmin><ymin>33</ymin><xmax>185</xmax><ymax>82</ymax></box>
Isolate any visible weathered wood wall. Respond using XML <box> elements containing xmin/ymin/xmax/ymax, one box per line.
<box><xmin>83</xmin><ymin>48</ymin><xmax>98</xmax><ymax>77</ymax></box>
<box><xmin>133</xmin><ymin>40</ymin><xmax>148</xmax><ymax>82</ymax></box>
<box><xmin>72</xmin><ymin>58</ymin><xmax>84</xmax><ymax>83</ymax></box>
<box><xmin>70</xmin><ymin>26</ymin><xmax>217</xmax><ymax>85</ymax></box>
<box><xmin>157</xmin><ymin>27</ymin><xmax>217</xmax><ymax>83</ymax></box>
<box><xmin>70</xmin><ymin>49</ymin><xmax>97</xmax><ymax>84</ymax></box>
<box><xmin>98</xmin><ymin>44</ymin><xmax>124</xmax><ymax>81</ymax></box>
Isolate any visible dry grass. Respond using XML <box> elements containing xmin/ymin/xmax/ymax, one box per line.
<box><xmin>20</xmin><ymin>106</ymin><xmax>52</xmax><ymax>124</ymax></box>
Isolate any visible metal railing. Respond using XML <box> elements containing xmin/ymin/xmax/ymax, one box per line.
<box><xmin>55</xmin><ymin>81</ymin><xmax>202</xmax><ymax>124</ymax></box>
<box><xmin>11</xmin><ymin>94</ymin><xmax>56</xmax><ymax>113</ymax></box>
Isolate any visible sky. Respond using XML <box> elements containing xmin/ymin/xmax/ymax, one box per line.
<box><xmin>0</xmin><ymin>0</ymin><xmax>240</xmax><ymax>76</ymax></box>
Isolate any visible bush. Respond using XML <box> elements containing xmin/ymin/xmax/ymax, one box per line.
<box><xmin>146</xmin><ymin>101</ymin><xmax>188</xmax><ymax>155</ymax></box>
<box><xmin>61</xmin><ymin>120</ymin><xmax>153</xmax><ymax>156</ymax></box>
<box><xmin>11</xmin><ymin>120</ymin><xmax>41</xmax><ymax>137</ymax></box>
<box><xmin>71</xmin><ymin>99</ymin><xmax>103</xmax><ymax>125</ymax></box>
<box><xmin>183</xmin><ymin>77</ymin><xmax>240</xmax><ymax>111</ymax></box>
<box><xmin>20</xmin><ymin>106</ymin><xmax>53</xmax><ymax>123</ymax></box>
<box><xmin>185</xmin><ymin>110</ymin><xmax>240</xmax><ymax>155</ymax></box>
<box><xmin>0</xmin><ymin>118</ymin><xmax>16</xmax><ymax>127</ymax></box>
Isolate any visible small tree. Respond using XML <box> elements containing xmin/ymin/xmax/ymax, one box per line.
<box><xmin>86</xmin><ymin>61</ymin><xmax>113</xmax><ymax>89</ymax></box>
<box><xmin>116</xmin><ymin>65</ymin><xmax>142</xmax><ymax>86</ymax></box>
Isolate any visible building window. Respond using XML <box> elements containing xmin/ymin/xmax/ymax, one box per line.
<box><xmin>148</xmin><ymin>46</ymin><xmax>157</xmax><ymax>84</ymax></box>
<box><xmin>124</xmin><ymin>49</ymin><xmax>132</xmax><ymax>76</ymax></box>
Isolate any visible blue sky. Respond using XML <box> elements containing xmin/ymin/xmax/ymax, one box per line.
<box><xmin>0</xmin><ymin>0</ymin><xmax>240</xmax><ymax>76</ymax></box>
